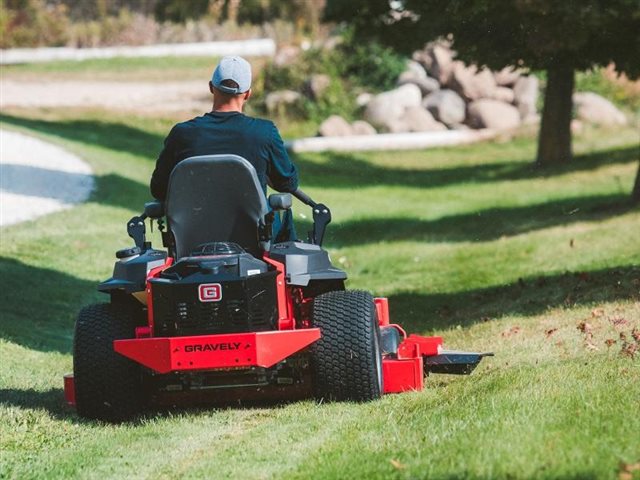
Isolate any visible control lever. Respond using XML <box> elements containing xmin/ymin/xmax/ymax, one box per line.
<box><xmin>293</xmin><ymin>189</ymin><xmax>331</xmax><ymax>245</ymax></box>
<box><xmin>311</xmin><ymin>203</ymin><xmax>331</xmax><ymax>246</ymax></box>
<box><xmin>127</xmin><ymin>214</ymin><xmax>148</xmax><ymax>249</ymax></box>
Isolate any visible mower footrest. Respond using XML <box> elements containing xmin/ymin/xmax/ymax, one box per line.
<box><xmin>113</xmin><ymin>329</ymin><xmax>321</xmax><ymax>374</ymax></box>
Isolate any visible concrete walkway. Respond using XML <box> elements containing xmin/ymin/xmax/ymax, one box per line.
<box><xmin>0</xmin><ymin>129</ymin><xmax>94</xmax><ymax>227</ymax></box>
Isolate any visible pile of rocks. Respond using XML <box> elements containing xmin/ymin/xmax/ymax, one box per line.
<box><xmin>316</xmin><ymin>43</ymin><xmax>539</xmax><ymax>136</ymax></box>
<box><xmin>264</xmin><ymin>41</ymin><xmax>630</xmax><ymax>138</ymax></box>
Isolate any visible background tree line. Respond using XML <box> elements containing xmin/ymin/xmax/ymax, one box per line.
<box><xmin>0</xmin><ymin>0</ymin><xmax>325</xmax><ymax>48</ymax></box>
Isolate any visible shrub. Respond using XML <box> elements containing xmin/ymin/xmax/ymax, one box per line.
<box><xmin>576</xmin><ymin>67</ymin><xmax>640</xmax><ymax>112</ymax></box>
<box><xmin>0</xmin><ymin>0</ymin><xmax>70</xmax><ymax>48</ymax></box>
<box><xmin>258</xmin><ymin>32</ymin><xmax>406</xmax><ymax>124</ymax></box>
<box><xmin>335</xmin><ymin>30</ymin><xmax>407</xmax><ymax>92</ymax></box>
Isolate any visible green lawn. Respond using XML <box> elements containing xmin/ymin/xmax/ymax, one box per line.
<box><xmin>0</xmin><ymin>56</ymin><xmax>220</xmax><ymax>82</ymax></box>
<box><xmin>0</xmin><ymin>108</ymin><xmax>639</xmax><ymax>479</ymax></box>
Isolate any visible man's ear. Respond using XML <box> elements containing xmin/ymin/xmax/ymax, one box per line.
<box><xmin>209</xmin><ymin>81</ymin><xmax>214</xmax><ymax>94</ymax></box>
<box><xmin>244</xmin><ymin>88</ymin><xmax>252</xmax><ymax>101</ymax></box>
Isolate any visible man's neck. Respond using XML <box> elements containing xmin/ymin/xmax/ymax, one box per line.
<box><xmin>212</xmin><ymin>101</ymin><xmax>244</xmax><ymax>113</ymax></box>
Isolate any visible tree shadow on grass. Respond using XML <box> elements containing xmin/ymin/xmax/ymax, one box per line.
<box><xmin>2</xmin><ymin>113</ymin><xmax>636</xmax><ymax>192</ymax></box>
<box><xmin>0</xmin><ymin>386</ymin><xmax>308</xmax><ymax>424</ymax></box>
<box><xmin>293</xmin><ymin>145</ymin><xmax>639</xmax><ymax>190</ymax></box>
<box><xmin>323</xmin><ymin>193</ymin><xmax>636</xmax><ymax>247</ymax></box>
<box><xmin>0</xmin><ymin>257</ymin><xmax>98</xmax><ymax>353</ymax></box>
<box><xmin>0</xmin><ymin>113</ymin><xmax>163</xmax><ymax>160</ymax></box>
<box><xmin>94</xmin><ymin>173</ymin><xmax>152</xmax><ymax>210</ymax></box>
<box><xmin>390</xmin><ymin>265</ymin><xmax>640</xmax><ymax>334</ymax></box>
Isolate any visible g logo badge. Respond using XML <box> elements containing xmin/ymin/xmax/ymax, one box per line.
<box><xmin>198</xmin><ymin>283</ymin><xmax>222</xmax><ymax>302</ymax></box>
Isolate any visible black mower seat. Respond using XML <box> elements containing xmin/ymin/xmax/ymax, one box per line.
<box><xmin>165</xmin><ymin>154</ymin><xmax>269</xmax><ymax>259</ymax></box>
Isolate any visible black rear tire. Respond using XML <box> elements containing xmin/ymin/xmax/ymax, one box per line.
<box><xmin>311</xmin><ymin>290</ymin><xmax>383</xmax><ymax>402</ymax></box>
<box><xmin>73</xmin><ymin>303</ymin><xmax>145</xmax><ymax>421</ymax></box>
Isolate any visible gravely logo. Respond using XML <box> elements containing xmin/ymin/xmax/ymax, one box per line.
<box><xmin>198</xmin><ymin>283</ymin><xmax>222</xmax><ymax>302</ymax></box>
<box><xmin>184</xmin><ymin>342</ymin><xmax>244</xmax><ymax>353</ymax></box>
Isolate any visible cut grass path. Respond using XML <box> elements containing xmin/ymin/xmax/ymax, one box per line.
<box><xmin>0</xmin><ymin>109</ymin><xmax>639</xmax><ymax>479</ymax></box>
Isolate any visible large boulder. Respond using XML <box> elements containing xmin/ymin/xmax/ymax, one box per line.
<box><xmin>405</xmin><ymin>60</ymin><xmax>428</xmax><ymax>78</ymax></box>
<box><xmin>318</xmin><ymin>115</ymin><xmax>353</xmax><ymax>137</ymax></box>
<box><xmin>513</xmin><ymin>76</ymin><xmax>539</xmax><ymax>119</ymax></box>
<box><xmin>304</xmin><ymin>74</ymin><xmax>331</xmax><ymax>100</ymax></box>
<box><xmin>356</xmin><ymin>92</ymin><xmax>373</xmax><ymax>107</ymax></box>
<box><xmin>351</xmin><ymin>120</ymin><xmax>377</xmax><ymax>135</ymax></box>
<box><xmin>364</xmin><ymin>84</ymin><xmax>423</xmax><ymax>131</ymax></box>
<box><xmin>425</xmin><ymin>44</ymin><xmax>455</xmax><ymax>85</ymax></box>
<box><xmin>265</xmin><ymin>90</ymin><xmax>302</xmax><ymax>115</ymax></box>
<box><xmin>402</xmin><ymin>106</ymin><xmax>447</xmax><ymax>132</ymax></box>
<box><xmin>573</xmin><ymin>92</ymin><xmax>627</xmax><ymax>126</ymax></box>
<box><xmin>488</xmin><ymin>86</ymin><xmax>515</xmax><ymax>104</ymax></box>
<box><xmin>397</xmin><ymin>71</ymin><xmax>440</xmax><ymax>96</ymax></box>
<box><xmin>423</xmin><ymin>89</ymin><xmax>466</xmax><ymax>126</ymax></box>
<box><xmin>467</xmin><ymin>99</ymin><xmax>521</xmax><ymax>129</ymax></box>
<box><xmin>448</xmin><ymin>62</ymin><xmax>497</xmax><ymax>101</ymax></box>
<box><xmin>494</xmin><ymin>67</ymin><xmax>521</xmax><ymax>87</ymax></box>
<box><xmin>412</xmin><ymin>47</ymin><xmax>433</xmax><ymax>71</ymax></box>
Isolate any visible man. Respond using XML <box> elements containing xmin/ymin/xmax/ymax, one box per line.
<box><xmin>150</xmin><ymin>55</ymin><xmax>298</xmax><ymax>240</ymax></box>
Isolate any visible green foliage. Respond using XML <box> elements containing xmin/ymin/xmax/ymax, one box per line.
<box><xmin>336</xmin><ymin>30</ymin><xmax>407</xmax><ymax>92</ymax></box>
<box><xmin>325</xmin><ymin>0</ymin><xmax>640</xmax><ymax>78</ymax></box>
<box><xmin>154</xmin><ymin>0</ymin><xmax>210</xmax><ymax>23</ymax></box>
<box><xmin>576</xmin><ymin>69</ymin><xmax>640</xmax><ymax>112</ymax></box>
<box><xmin>0</xmin><ymin>0</ymin><xmax>70</xmax><ymax>48</ymax></box>
<box><xmin>259</xmin><ymin>34</ymin><xmax>406</xmax><ymax>124</ymax></box>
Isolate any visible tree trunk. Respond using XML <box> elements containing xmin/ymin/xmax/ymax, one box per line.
<box><xmin>632</xmin><ymin>160</ymin><xmax>640</xmax><ymax>205</ymax></box>
<box><xmin>536</xmin><ymin>64</ymin><xmax>575</xmax><ymax>167</ymax></box>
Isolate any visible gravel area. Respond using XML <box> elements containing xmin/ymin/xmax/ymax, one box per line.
<box><xmin>0</xmin><ymin>129</ymin><xmax>94</xmax><ymax>227</ymax></box>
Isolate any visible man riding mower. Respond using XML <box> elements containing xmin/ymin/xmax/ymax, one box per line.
<box><xmin>64</xmin><ymin>154</ymin><xmax>491</xmax><ymax>422</ymax></box>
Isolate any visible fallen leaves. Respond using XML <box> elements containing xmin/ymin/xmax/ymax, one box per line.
<box><xmin>577</xmin><ymin>321</ymin><xmax>598</xmax><ymax>351</ymax></box>
<box><xmin>610</xmin><ymin>317</ymin><xmax>629</xmax><ymax>329</ymax></box>
<box><xmin>584</xmin><ymin>341</ymin><xmax>599</xmax><ymax>351</ymax></box>
<box><xmin>577</xmin><ymin>307</ymin><xmax>640</xmax><ymax>358</ymax></box>
<box><xmin>501</xmin><ymin>326</ymin><xmax>521</xmax><ymax>338</ymax></box>
<box><xmin>390</xmin><ymin>459</ymin><xmax>406</xmax><ymax>470</ymax></box>
<box><xmin>545</xmin><ymin>328</ymin><xmax>558</xmax><ymax>338</ymax></box>
<box><xmin>577</xmin><ymin>321</ymin><xmax>593</xmax><ymax>334</ymax></box>
<box><xmin>620</xmin><ymin>341</ymin><xmax>638</xmax><ymax>359</ymax></box>
<box><xmin>618</xmin><ymin>461</ymin><xmax>640</xmax><ymax>480</ymax></box>
<box><xmin>605</xmin><ymin>338</ymin><xmax>617</xmax><ymax>348</ymax></box>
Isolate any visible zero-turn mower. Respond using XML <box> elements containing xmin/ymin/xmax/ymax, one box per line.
<box><xmin>64</xmin><ymin>154</ymin><xmax>491</xmax><ymax>421</ymax></box>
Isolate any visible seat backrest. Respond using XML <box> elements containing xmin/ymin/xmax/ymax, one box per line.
<box><xmin>165</xmin><ymin>154</ymin><xmax>268</xmax><ymax>258</ymax></box>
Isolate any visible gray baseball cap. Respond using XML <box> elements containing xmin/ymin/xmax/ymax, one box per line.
<box><xmin>211</xmin><ymin>56</ymin><xmax>252</xmax><ymax>94</ymax></box>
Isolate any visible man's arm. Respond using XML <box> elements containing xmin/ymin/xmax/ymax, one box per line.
<box><xmin>266</xmin><ymin>122</ymin><xmax>298</xmax><ymax>193</ymax></box>
<box><xmin>150</xmin><ymin>126</ymin><xmax>181</xmax><ymax>201</ymax></box>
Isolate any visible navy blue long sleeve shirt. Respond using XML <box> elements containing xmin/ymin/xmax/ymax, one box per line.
<box><xmin>150</xmin><ymin>111</ymin><xmax>298</xmax><ymax>200</ymax></box>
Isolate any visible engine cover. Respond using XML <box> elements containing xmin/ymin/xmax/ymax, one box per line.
<box><xmin>149</xmin><ymin>248</ymin><xmax>277</xmax><ymax>337</ymax></box>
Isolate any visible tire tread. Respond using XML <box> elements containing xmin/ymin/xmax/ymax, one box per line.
<box><xmin>311</xmin><ymin>290</ymin><xmax>381</xmax><ymax>402</ymax></box>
